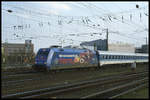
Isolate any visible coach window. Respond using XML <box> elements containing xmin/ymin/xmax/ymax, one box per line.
<box><xmin>101</xmin><ymin>55</ymin><xmax>103</xmax><ymax>59</ymax></box>
<box><xmin>107</xmin><ymin>55</ymin><xmax>109</xmax><ymax>59</ymax></box>
<box><xmin>112</xmin><ymin>56</ymin><xmax>114</xmax><ymax>59</ymax></box>
<box><xmin>104</xmin><ymin>55</ymin><xmax>106</xmax><ymax>59</ymax></box>
<box><xmin>105</xmin><ymin>55</ymin><xmax>107</xmax><ymax>59</ymax></box>
<box><xmin>108</xmin><ymin>56</ymin><xmax>110</xmax><ymax>59</ymax></box>
<box><xmin>103</xmin><ymin>55</ymin><xmax>105</xmax><ymax>59</ymax></box>
<box><xmin>109</xmin><ymin>56</ymin><xmax>111</xmax><ymax>59</ymax></box>
<box><xmin>102</xmin><ymin>55</ymin><xmax>104</xmax><ymax>59</ymax></box>
<box><xmin>111</xmin><ymin>56</ymin><xmax>113</xmax><ymax>59</ymax></box>
<box><xmin>108</xmin><ymin>55</ymin><xmax>110</xmax><ymax>59</ymax></box>
<box><xmin>116</xmin><ymin>56</ymin><xmax>117</xmax><ymax>59</ymax></box>
<box><xmin>114</xmin><ymin>55</ymin><xmax>116</xmax><ymax>59</ymax></box>
<box><xmin>115</xmin><ymin>56</ymin><xmax>117</xmax><ymax>59</ymax></box>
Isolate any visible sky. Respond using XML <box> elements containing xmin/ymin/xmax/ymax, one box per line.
<box><xmin>2</xmin><ymin>1</ymin><xmax>149</xmax><ymax>53</ymax></box>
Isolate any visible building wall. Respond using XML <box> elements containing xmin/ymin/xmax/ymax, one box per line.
<box><xmin>108</xmin><ymin>43</ymin><xmax>135</xmax><ymax>53</ymax></box>
<box><xmin>80</xmin><ymin>39</ymin><xmax>107</xmax><ymax>50</ymax></box>
<box><xmin>135</xmin><ymin>44</ymin><xmax>149</xmax><ymax>53</ymax></box>
<box><xmin>80</xmin><ymin>39</ymin><xmax>135</xmax><ymax>53</ymax></box>
<box><xmin>2</xmin><ymin>43</ymin><xmax>34</xmax><ymax>56</ymax></box>
<box><xmin>2</xmin><ymin>41</ymin><xmax>34</xmax><ymax>65</ymax></box>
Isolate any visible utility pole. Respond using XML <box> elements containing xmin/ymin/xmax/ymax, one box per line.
<box><xmin>146</xmin><ymin>37</ymin><xmax>147</xmax><ymax>45</ymax></box>
<box><xmin>106</xmin><ymin>28</ymin><xmax>108</xmax><ymax>51</ymax></box>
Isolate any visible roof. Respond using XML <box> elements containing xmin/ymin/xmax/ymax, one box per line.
<box><xmin>98</xmin><ymin>50</ymin><xmax>148</xmax><ymax>56</ymax></box>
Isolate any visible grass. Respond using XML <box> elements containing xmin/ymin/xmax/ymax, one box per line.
<box><xmin>118</xmin><ymin>85</ymin><xmax>149</xmax><ymax>99</ymax></box>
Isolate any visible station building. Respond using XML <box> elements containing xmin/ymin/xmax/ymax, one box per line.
<box><xmin>2</xmin><ymin>40</ymin><xmax>34</xmax><ymax>65</ymax></box>
<box><xmin>135</xmin><ymin>44</ymin><xmax>149</xmax><ymax>53</ymax></box>
<box><xmin>80</xmin><ymin>39</ymin><xmax>135</xmax><ymax>53</ymax></box>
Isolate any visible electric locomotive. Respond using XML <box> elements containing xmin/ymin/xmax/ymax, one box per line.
<box><xmin>33</xmin><ymin>46</ymin><xmax>98</xmax><ymax>71</ymax></box>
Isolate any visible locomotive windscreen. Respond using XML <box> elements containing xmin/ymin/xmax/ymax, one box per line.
<box><xmin>36</xmin><ymin>48</ymin><xmax>51</xmax><ymax>58</ymax></box>
<box><xmin>37</xmin><ymin>51</ymin><xmax>49</xmax><ymax>56</ymax></box>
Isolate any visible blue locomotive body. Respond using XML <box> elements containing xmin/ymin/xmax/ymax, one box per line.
<box><xmin>34</xmin><ymin>47</ymin><xmax>98</xmax><ymax>70</ymax></box>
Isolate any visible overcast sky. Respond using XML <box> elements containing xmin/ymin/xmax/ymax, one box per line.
<box><xmin>2</xmin><ymin>1</ymin><xmax>149</xmax><ymax>53</ymax></box>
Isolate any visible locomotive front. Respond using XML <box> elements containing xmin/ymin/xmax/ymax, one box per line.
<box><xmin>32</xmin><ymin>48</ymin><xmax>50</xmax><ymax>71</ymax></box>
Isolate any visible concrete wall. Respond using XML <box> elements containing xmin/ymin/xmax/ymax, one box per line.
<box><xmin>108</xmin><ymin>43</ymin><xmax>135</xmax><ymax>53</ymax></box>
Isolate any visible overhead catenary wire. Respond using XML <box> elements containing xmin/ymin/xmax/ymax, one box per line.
<box><xmin>2</xmin><ymin>3</ymin><xmax>148</xmax><ymax>46</ymax></box>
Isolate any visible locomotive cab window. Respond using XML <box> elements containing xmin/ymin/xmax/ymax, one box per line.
<box><xmin>37</xmin><ymin>50</ymin><xmax>49</xmax><ymax>57</ymax></box>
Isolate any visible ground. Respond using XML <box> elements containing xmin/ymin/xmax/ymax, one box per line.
<box><xmin>118</xmin><ymin>85</ymin><xmax>149</xmax><ymax>99</ymax></box>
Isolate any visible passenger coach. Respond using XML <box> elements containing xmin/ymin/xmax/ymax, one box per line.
<box><xmin>98</xmin><ymin>51</ymin><xmax>148</xmax><ymax>66</ymax></box>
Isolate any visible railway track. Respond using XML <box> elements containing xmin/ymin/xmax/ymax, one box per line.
<box><xmin>81</xmin><ymin>78</ymin><xmax>148</xmax><ymax>98</ymax></box>
<box><xmin>2</xmin><ymin>71</ymin><xmax>148</xmax><ymax>98</ymax></box>
<box><xmin>2</xmin><ymin>67</ymin><xmax>148</xmax><ymax>83</ymax></box>
<box><xmin>2</xmin><ymin>68</ymin><xmax>147</xmax><ymax>88</ymax></box>
<box><xmin>2</xmin><ymin>63</ymin><xmax>148</xmax><ymax>81</ymax></box>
